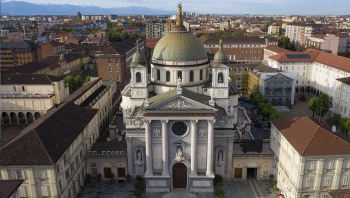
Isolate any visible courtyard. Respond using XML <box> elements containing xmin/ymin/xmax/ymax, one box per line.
<box><xmin>78</xmin><ymin>178</ymin><xmax>279</xmax><ymax>198</ymax></box>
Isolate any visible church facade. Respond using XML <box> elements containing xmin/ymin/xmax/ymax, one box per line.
<box><xmin>120</xmin><ymin>4</ymin><xmax>251</xmax><ymax>193</ymax></box>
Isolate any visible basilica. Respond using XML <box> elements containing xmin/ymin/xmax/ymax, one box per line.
<box><xmin>120</xmin><ymin>4</ymin><xmax>251</xmax><ymax>193</ymax></box>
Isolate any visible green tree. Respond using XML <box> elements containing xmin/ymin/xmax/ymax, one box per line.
<box><xmin>338</xmin><ymin>50</ymin><xmax>350</xmax><ymax>58</ymax></box>
<box><xmin>279</xmin><ymin>36</ymin><xmax>296</xmax><ymax>51</ymax></box>
<box><xmin>308</xmin><ymin>97</ymin><xmax>317</xmax><ymax>117</ymax></box>
<box><xmin>263</xmin><ymin>21</ymin><xmax>271</xmax><ymax>29</ymax></box>
<box><xmin>74</xmin><ymin>75</ymin><xmax>84</xmax><ymax>88</ymax></box>
<box><xmin>314</xmin><ymin>93</ymin><xmax>329</xmax><ymax>118</ymax></box>
<box><xmin>340</xmin><ymin>117</ymin><xmax>350</xmax><ymax>138</ymax></box>
<box><xmin>84</xmin><ymin>75</ymin><xmax>91</xmax><ymax>83</ymax></box>
<box><xmin>64</xmin><ymin>75</ymin><xmax>76</xmax><ymax>94</ymax></box>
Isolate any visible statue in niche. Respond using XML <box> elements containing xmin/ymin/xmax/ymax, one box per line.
<box><xmin>134</xmin><ymin>151</ymin><xmax>144</xmax><ymax>165</ymax></box>
<box><xmin>217</xmin><ymin>150</ymin><xmax>225</xmax><ymax>166</ymax></box>
<box><xmin>177</xmin><ymin>77</ymin><xmax>182</xmax><ymax>89</ymax></box>
<box><xmin>230</xmin><ymin>106</ymin><xmax>235</xmax><ymax>116</ymax></box>
<box><xmin>175</xmin><ymin>147</ymin><xmax>185</xmax><ymax>161</ymax></box>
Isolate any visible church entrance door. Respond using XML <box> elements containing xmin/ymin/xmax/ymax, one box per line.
<box><xmin>172</xmin><ymin>163</ymin><xmax>187</xmax><ymax>188</ymax></box>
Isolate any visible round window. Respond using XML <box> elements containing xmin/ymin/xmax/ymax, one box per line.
<box><xmin>171</xmin><ymin>121</ymin><xmax>188</xmax><ymax>136</ymax></box>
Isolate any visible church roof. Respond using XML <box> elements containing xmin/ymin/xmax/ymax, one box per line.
<box><xmin>148</xmin><ymin>88</ymin><xmax>211</xmax><ymax>106</ymax></box>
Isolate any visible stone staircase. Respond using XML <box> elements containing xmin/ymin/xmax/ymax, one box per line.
<box><xmin>162</xmin><ymin>189</ymin><xmax>197</xmax><ymax>198</ymax></box>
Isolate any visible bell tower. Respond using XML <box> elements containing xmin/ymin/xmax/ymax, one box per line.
<box><xmin>130</xmin><ymin>38</ymin><xmax>148</xmax><ymax>99</ymax></box>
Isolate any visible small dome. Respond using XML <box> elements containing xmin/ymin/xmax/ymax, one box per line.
<box><xmin>130</xmin><ymin>39</ymin><xmax>147</xmax><ymax>67</ymax></box>
<box><xmin>213</xmin><ymin>39</ymin><xmax>228</xmax><ymax>63</ymax></box>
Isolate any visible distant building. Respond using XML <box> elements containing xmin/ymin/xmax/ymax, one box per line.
<box><xmin>271</xmin><ymin>117</ymin><xmax>350</xmax><ymax>198</ymax></box>
<box><xmin>145</xmin><ymin>20</ymin><xmax>172</xmax><ymax>38</ymax></box>
<box><xmin>0</xmin><ymin>41</ymin><xmax>38</xmax><ymax>70</ymax></box>
<box><xmin>107</xmin><ymin>15</ymin><xmax>118</xmax><ymax>21</ymax></box>
<box><xmin>97</xmin><ymin>36</ymin><xmax>145</xmax><ymax>90</ymax></box>
<box><xmin>268</xmin><ymin>23</ymin><xmax>281</xmax><ymax>35</ymax></box>
<box><xmin>304</xmin><ymin>34</ymin><xmax>350</xmax><ymax>54</ymax></box>
<box><xmin>37</xmin><ymin>40</ymin><xmax>65</xmax><ymax>61</ymax></box>
<box><xmin>81</xmin><ymin>15</ymin><xmax>104</xmax><ymax>21</ymax></box>
<box><xmin>285</xmin><ymin>23</ymin><xmax>324</xmax><ymax>49</ymax></box>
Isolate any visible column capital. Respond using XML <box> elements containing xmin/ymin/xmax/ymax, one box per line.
<box><xmin>190</xmin><ymin>120</ymin><xmax>198</xmax><ymax>124</ymax></box>
<box><xmin>207</xmin><ymin>119</ymin><xmax>216</xmax><ymax>124</ymax></box>
<box><xmin>125</xmin><ymin>137</ymin><xmax>132</xmax><ymax>143</ymax></box>
<box><xmin>228</xmin><ymin>138</ymin><xmax>235</xmax><ymax>143</ymax></box>
<box><xmin>144</xmin><ymin>119</ymin><xmax>151</xmax><ymax>125</ymax></box>
<box><xmin>161</xmin><ymin>120</ymin><xmax>169</xmax><ymax>125</ymax></box>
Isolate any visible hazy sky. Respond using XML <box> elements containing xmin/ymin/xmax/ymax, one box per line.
<box><xmin>6</xmin><ymin>0</ymin><xmax>350</xmax><ymax>15</ymax></box>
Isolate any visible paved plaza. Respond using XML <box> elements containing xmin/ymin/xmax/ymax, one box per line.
<box><xmin>79</xmin><ymin>179</ymin><xmax>279</xmax><ymax>198</ymax></box>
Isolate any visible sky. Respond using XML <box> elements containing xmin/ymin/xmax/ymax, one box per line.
<box><xmin>4</xmin><ymin>0</ymin><xmax>350</xmax><ymax>15</ymax></box>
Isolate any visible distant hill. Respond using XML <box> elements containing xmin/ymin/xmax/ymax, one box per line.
<box><xmin>1</xmin><ymin>1</ymin><xmax>176</xmax><ymax>16</ymax></box>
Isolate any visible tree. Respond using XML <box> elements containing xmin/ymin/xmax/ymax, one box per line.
<box><xmin>340</xmin><ymin>118</ymin><xmax>350</xmax><ymax>138</ymax></box>
<box><xmin>308</xmin><ymin>97</ymin><xmax>317</xmax><ymax>117</ymax></box>
<box><xmin>279</xmin><ymin>36</ymin><xmax>296</xmax><ymax>51</ymax></box>
<box><xmin>84</xmin><ymin>75</ymin><xmax>91</xmax><ymax>83</ymax></box>
<box><xmin>64</xmin><ymin>75</ymin><xmax>76</xmax><ymax>94</ymax></box>
<box><xmin>263</xmin><ymin>21</ymin><xmax>271</xmax><ymax>29</ymax></box>
<box><xmin>74</xmin><ymin>75</ymin><xmax>84</xmax><ymax>88</ymax></box>
<box><xmin>314</xmin><ymin>93</ymin><xmax>329</xmax><ymax>118</ymax></box>
<box><xmin>338</xmin><ymin>50</ymin><xmax>350</xmax><ymax>58</ymax></box>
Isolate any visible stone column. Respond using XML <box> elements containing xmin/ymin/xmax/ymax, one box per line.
<box><xmin>206</xmin><ymin>119</ymin><xmax>215</xmax><ymax>176</ymax></box>
<box><xmin>145</xmin><ymin>120</ymin><xmax>153</xmax><ymax>176</ymax></box>
<box><xmin>190</xmin><ymin>120</ymin><xmax>198</xmax><ymax>175</ymax></box>
<box><xmin>161</xmin><ymin>120</ymin><xmax>169</xmax><ymax>175</ymax></box>
<box><xmin>126</xmin><ymin>137</ymin><xmax>133</xmax><ymax>175</ymax></box>
<box><xmin>227</xmin><ymin>138</ymin><xmax>234</xmax><ymax>178</ymax></box>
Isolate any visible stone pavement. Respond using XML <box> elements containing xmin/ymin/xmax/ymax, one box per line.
<box><xmin>79</xmin><ymin>179</ymin><xmax>279</xmax><ymax>198</ymax></box>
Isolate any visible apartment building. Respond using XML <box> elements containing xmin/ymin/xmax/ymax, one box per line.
<box><xmin>97</xmin><ymin>36</ymin><xmax>145</xmax><ymax>90</ymax></box>
<box><xmin>37</xmin><ymin>40</ymin><xmax>65</xmax><ymax>61</ymax></box>
<box><xmin>145</xmin><ymin>20</ymin><xmax>172</xmax><ymax>38</ymax></box>
<box><xmin>42</xmin><ymin>53</ymin><xmax>90</xmax><ymax>76</ymax></box>
<box><xmin>0</xmin><ymin>78</ymin><xmax>117</xmax><ymax>198</ymax></box>
<box><xmin>285</xmin><ymin>23</ymin><xmax>324</xmax><ymax>49</ymax></box>
<box><xmin>204</xmin><ymin>37</ymin><xmax>279</xmax><ymax>61</ymax></box>
<box><xmin>304</xmin><ymin>34</ymin><xmax>350</xmax><ymax>54</ymax></box>
<box><xmin>270</xmin><ymin>117</ymin><xmax>350</xmax><ymax>198</ymax></box>
<box><xmin>81</xmin><ymin>15</ymin><xmax>104</xmax><ymax>21</ymax></box>
<box><xmin>1</xmin><ymin>41</ymin><xmax>38</xmax><ymax>70</ymax></box>
<box><xmin>0</xmin><ymin>74</ymin><xmax>70</xmax><ymax>125</ymax></box>
<box><xmin>268</xmin><ymin>23</ymin><xmax>281</xmax><ymax>35</ymax></box>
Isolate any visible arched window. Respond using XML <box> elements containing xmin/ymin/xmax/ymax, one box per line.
<box><xmin>280</xmin><ymin>83</ymin><xmax>284</xmax><ymax>88</ymax></box>
<box><xmin>157</xmin><ymin>69</ymin><xmax>160</xmax><ymax>81</ymax></box>
<box><xmin>273</xmin><ymin>83</ymin><xmax>277</xmax><ymax>89</ymax></box>
<box><xmin>178</xmin><ymin>71</ymin><xmax>182</xmax><ymax>80</ymax></box>
<box><xmin>190</xmin><ymin>71</ymin><xmax>194</xmax><ymax>82</ymax></box>
<box><xmin>286</xmin><ymin>82</ymin><xmax>290</xmax><ymax>88</ymax></box>
<box><xmin>200</xmin><ymin>69</ymin><xmax>203</xmax><ymax>80</ymax></box>
<box><xmin>91</xmin><ymin>163</ymin><xmax>97</xmax><ymax>177</ymax></box>
<box><xmin>136</xmin><ymin>72</ymin><xmax>141</xmax><ymax>83</ymax></box>
<box><xmin>218</xmin><ymin>72</ymin><xmax>224</xmax><ymax>83</ymax></box>
<box><xmin>166</xmin><ymin>71</ymin><xmax>170</xmax><ymax>82</ymax></box>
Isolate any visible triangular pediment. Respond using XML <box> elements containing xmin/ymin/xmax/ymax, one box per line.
<box><xmin>144</xmin><ymin>95</ymin><xmax>217</xmax><ymax>112</ymax></box>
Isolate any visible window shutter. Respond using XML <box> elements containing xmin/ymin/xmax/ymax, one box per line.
<box><xmin>344</xmin><ymin>176</ymin><xmax>350</xmax><ymax>185</ymax></box>
<box><xmin>309</xmin><ymin>161</ymin><xmax>315</xmax><ymax>170</ymax></box>
<box><xmin>324</xmin><ymin>177</ymin><xmax>331</xmax><ymax>186</ymax></box>
<box><xmin>41</xmin><ymin>170</ymin><xmax>47</xmax><ymax>179</ymax></box>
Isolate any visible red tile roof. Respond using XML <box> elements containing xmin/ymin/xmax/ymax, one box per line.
<box><xmin>271</xmin><ymin>117</ymin><xmax>350</xmax><ymax>156</ymax></box>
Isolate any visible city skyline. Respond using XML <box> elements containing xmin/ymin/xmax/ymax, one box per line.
<box><xmin>2</xmin><ymin>0</ymin><xmax>350</xmax><ymax>15</ymax></box>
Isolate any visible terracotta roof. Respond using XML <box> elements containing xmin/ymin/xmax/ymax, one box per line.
<box><xmin>327</xmin><ymin>189</ymin><xmax>350</xmax><ymax>198</ymax></box>
<box><xmin>271</xmin><ymin>117</ymin><xmax>350</xmax><ymax>156</ymax></box>
<box><xmin>311</xmin><ymin>50</ymin><xmax>350</xmax><ymax>73</ymax></box>
<box><xmin>145</xmin><ymin>38</ymin><xmax>160</xmax><ymax>49</ymax></box>
<box><xmin>268</xmin><ymin>51</ymin><xmax>320</xmax><ymax>62</ymax></box>
<box><xmin>204</xmin><ymin>37</ymin><xmax>266</xmax><ymax>44</ymax></box>
<box><xmin>0</xmin><ymin>102</ymin><xmax>98</xmax><ymax>165</ymax></box>
<box><xmin>1</xmin><ymin>74</ymin><xmax>63</xmax><ymax>85</ymax></box>
<box><xmin>99</xmin><ymin>36</ymin><xmax>142</xmax><ymax>55</ymax></box>
<box><xmin>0</xmin><ymin>180</ymin><xmax>24</xmax><ymax>198</ymax></box>
<box><xmin>39</xmin><ymin>40</ymin><xmax>65</xmax><ymax>47</ymax></box>
<box><xmin>265</xmin><ymin>46</ymin><xmax>291</xmax><ymax>54</ymax></box>
<box><xmin>336</xmin><ymin>77</ymin><xmax>350</xmax><ymax>85</ymax></box>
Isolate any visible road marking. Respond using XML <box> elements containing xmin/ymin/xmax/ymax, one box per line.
<box><xmin>248</xmin><ymin>179</ymin><xmax>259</xmax><ymax>198</ymax></box>
<box><xmin>253</xmin><ymin>179</ymin><xmax>264</xmax><ymax>198</ymax></box>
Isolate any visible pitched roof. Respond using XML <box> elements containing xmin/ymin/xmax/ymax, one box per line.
<box><xmin>264</xmin><ymin>45</ymin><xmax>291</xmax><ymax>54</ymax></box>
<box><xmin>204</xmin><ymin>37</ymin><xmax>266</xmax><ymax>44</ymax></box>
<box><xmin>3</xmin><ymin>61</ymin><xmax>60</xmax><ymax>74</ymax></box>
<box><xmin>39</xmin><ymin>40</ymin><xmax>65</xmax><ymax>47</ymax></box>
<box><xmin>271</xmin><ymin>117</ymin><xmax>350</xmax><ymax>156</ymax></box>
<box><xmin>99</xmin><ymin>36</ymin><xmax>142</xmax><ymax>55</ymax></box>
<box><xmin>336</xmin><ymin>77</ymin><xmax>350</xmax><ymax>85</ymax></box>
<box><xmin>64</xmin><ymin>78</ymin><xmax>102</xmax><ymax>103</ymax></box>
<box><xmin>311</xmin><ymin>50</ymin><xmax>350</xmax><ymax>73</ymax></box>
<box><xmin>268</xmin><ymin>51</ymin><xmax>320</xmax><ymax>62</ymax></box>
<box><xmin>1</xmin><ymin>41</ymin><xmax>37</xmax><ymax>51</ymax></box>
<box><xmin>1</xmin><ymin>74</ymin><xmax>63</xmax><ymax>85</ymax></box>
<box><xmin>327</xmin><ymin>189</ymin><xmax>350</xmax><ymax>198</ymax></box>
<box><xmin>0</xmin><ymin>180</ymin><xmax>24</xmax><ymax>198</ymax></box>
<box><xmin>0</xmin><ymin>102</ymin><xmax>98</xmax><ymax>165</ymax></box>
